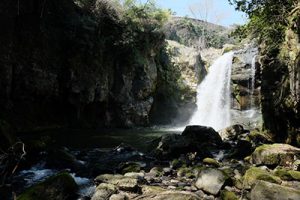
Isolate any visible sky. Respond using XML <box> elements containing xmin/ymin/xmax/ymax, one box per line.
<box><xmin>140</xmin><ymin>0</ymin><xmax>247</xmax><ymax>27</ymax></box>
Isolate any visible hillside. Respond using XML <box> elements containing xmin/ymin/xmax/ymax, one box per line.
<box><xmin>163</xmin><ymin>16</ymin><xmax>236</xmax><ymax>49</ymax></box>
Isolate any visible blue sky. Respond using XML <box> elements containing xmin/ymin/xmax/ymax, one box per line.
<box><xmin>140</xmin><ymin>0</ymin><xmax>247</xmax><ymax>27</ymax></box>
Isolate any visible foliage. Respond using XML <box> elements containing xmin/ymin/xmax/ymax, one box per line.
<box><xmin>229</xmin><ymin>0</ymin><xmax>296</xmax><ymax>53</ymax></box>
<box><xmin>176</xmin><ymin>17</ymin><xmax>228</xmax><ymax>49</ymax></box>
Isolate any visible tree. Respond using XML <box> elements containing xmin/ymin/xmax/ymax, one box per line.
<box><xmin>229</xmin><ymin>0</ymin><xmax>296</xmax><ymax>52</ymax></box>
<box><xmin>188</xmin><ymin>0</ymin><xmax>230</xmax><ymax>49</ymax></box>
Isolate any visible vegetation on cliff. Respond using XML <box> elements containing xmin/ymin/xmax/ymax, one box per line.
<box><xmin>230</xmin><ymin>0</ymin><xmax>300</xmax><ymax>145</ymax></box>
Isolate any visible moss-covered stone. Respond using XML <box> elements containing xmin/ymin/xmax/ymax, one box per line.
<box><xmin>203</xmin><ymin>158</ymin><xmax>221</xmax><ymax>167</ymax></box>
<box><xmin>120</xmin><ymin>162</ymin><xmax>141</xmax><ymax>174</ymax></box>
<box><xmin>243</xmin><ymin>167</ymin><xmax>281</xmax><ymax>189</ymax></box>
<box><xmin>17</xmin><ymin>172</ymin><xmax>78</xmax><ymax>200</ymax></box>
<box><xmin>177</xmin><ymin>167</ymin><xmax>194</xmax><ymax>178</ymax></box>
<box><xmin>250</xmin><ymin>144</ymin><xmax>300</xmax><ymax>167</ymax></box>
<box><xmin>221</xmin><ymin>190</ymin><xmax>239</xmax><ymax>200</ymax></box>
<box><xmin>274</xmin><ymin>167</ymin><xmax>300</xmax><ymax>181</ymax></box>
<box><xmin>171</xmin><ymin>159</ymin><xmax>184</xmax><ymax>169</ymax></box>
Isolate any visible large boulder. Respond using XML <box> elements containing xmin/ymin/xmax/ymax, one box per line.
<box><xmin>250</xmin><ymin>144</ymin><xmax>300</xmax><ymax>167</ymax></box>
<box><xmin>17</xmin><ymin>172</ymin><xmax>78</xmax><ymax>200</ymax></box>
<box><xmin>181</xmin><ymin>126</ymin><xmax>223</xmax><ymax>146</ymax></box>
<box><xmin>195</xmin><ymin>168</ymin><xmax>230</xmax><ymax>195</ymax></box>
<box><xmin>250</xmin><ymin>180</ymin><xmax>300</xmax><ymax>200</ymax></box>
<box><xmin>242</xmin><ymin>167</ymin><xmax>281</xmax><ymax>189</ymax></box>
<box><xmin>154</xmin><ymin>126</ymin><xmax>222</xmax><ymax>159</ymax></box>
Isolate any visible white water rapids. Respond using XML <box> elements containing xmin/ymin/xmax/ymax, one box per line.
<box><xmin>188</xmin><ymin>52</ymin><xmax>235</xmax><ymax>131</ymax></box>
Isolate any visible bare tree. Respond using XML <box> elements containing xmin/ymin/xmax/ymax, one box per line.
<box><xmin>188</xmin><ymin>0</ymin><xmax>230</xmax><ymax>50</ymax></box>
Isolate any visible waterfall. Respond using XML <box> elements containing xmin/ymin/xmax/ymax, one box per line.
<box><xmin>189</xmin><ymin>52</ymin><xmax>234</xmax><ymax>131</ymax></box>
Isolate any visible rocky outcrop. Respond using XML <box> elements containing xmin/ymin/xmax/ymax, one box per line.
<box><xmin>163</xmin><ymin>17</ymin><xmax>234</xmax><ymax>49</ymax></box>
<box><xmin>0</xmin><ymin>0</ymin><xmax>204</xmax><ymax>130</ymax></box>
<box><xmin>230</xmin><ymin>44</ymin><xmax>260</xmax><ymax>110</ymax></box>
<box><xmin>260</xmin><ymin>3</ymin><xmax>300</xmax><ymax>144</ymax></box>
<box><xmin>150</xmin><ymin>40</ymin><xmax>205</xmax><ymax>125</ymax></box>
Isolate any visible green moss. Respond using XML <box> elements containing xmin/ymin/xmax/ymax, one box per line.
<box><xmin>171</xmin><ymin>159</ymin><xmax>184</xmax><ymax>169</ymax></box>
<box><xmin>203</xmin><ymin>158</ymin><xmax>221</xmax><ymax>167</ymax></box>
<box><xmin>121</xmin><ymin>163</ymin><xmax>141</xmax><ymax>174</ymax></box>
<box><xmin>243</xmin><ymin>167</ymin><xmax>281</xmax><ymax>188</ymax></box>
<box><xmin>221</xmin><ymin>190</ymin><xmax>239</xmax><ymax>200</ymax></box>
<box><xmin>275</xmin><ymin>168</ymin><xmax>300</xmax><ymax>181</ymax></box>
<box><xmin>17</xmin><ymin>172</ymin><xmax>78</xmax><ymax>200</ymax></box>
<box><xmin>177</xmin><ymin>167</ymin><xmax>193</xmax><ymax>178</ymax></box>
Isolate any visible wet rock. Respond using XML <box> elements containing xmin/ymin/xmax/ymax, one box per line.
<box><xmin>46</xmin><ymin>147</ymin><xmax>82</xmax><ymax>171</ymax></box>
<box><xmin>17</xmin><ymin>172</ymin><xmax>78</xmax><ymax>200</ymax></box>
<box><xmin>133</xmin><ymin>190</ymin><xmax>201</xmax><ymax>200</ymax></box>
<box><xmin>91</xmin><ymin>183</ymin><xmax>117</xmax><ymax>200</ymax></box>
<box><xmin>195</xmin><ymin>168</ymin><xmax>230</xmax><ymax>195</ymax></box>
<box><xmin>94</xmin><ymin>174</ymin><xmax>140</xmax><ymax>192</ymax></box>
<box><xmin>250</xmin><ymin>180</ymin><xmax>300</xmax><ymax>200</ymax></box>
<box><xmin>250</xmin><ymin>144</ymin><xmax>300</xmax><ymax>167</ymax></box>
<box><xmin>242</xmin><ymin>167</ymin><xmax>281</xmax><ymax>189</ymax></box>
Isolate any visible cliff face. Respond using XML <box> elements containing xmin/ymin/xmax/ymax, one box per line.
<box><xmin>260</xmin><ymin>4</ymin><xmax>300</xmax><ymax>145</ymax></box>
<box><xmin>0</xmin><ymin>0</ymin><xmax>204</xmax><ymax>130</ymax></box>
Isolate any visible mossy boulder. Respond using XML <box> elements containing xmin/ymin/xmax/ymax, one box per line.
<box><xmin>220</xmin><ymin>190</ymin><xmax>238</xmax><ymax>200</ymax></box>
<box><xmin>120</xmin><ymin>162</ymin><xmax>142</xmax><ymax>174</ymax></box>
<box><xmin>250</xmin><ymin>144</ymin><xmax>300</xmax><ymax>167</ymax></box>
<box><xmin>177</xmin><ymin>167</ymin><xmax>195</xmax><ymax>178</ymax></box>
<box><xmin>274</xmin><ymin>167</ymin><xmax>300</xmax><ymax>181</ymax></box>
<box><xmin>251</xmin><ymin>180</ymin><xmax>300</xmax><ymax>200</ymax></box>
<box><xmin>247</xmin><ymin>130</ymin><xmax>273</xmax><ymax>145</ymax></box>
<box><xmin>203</xmin><ymin>158</ymin><xmax>221</xmax><ymax>167</ymax></box>
<box><xmin>242</xmin><ymin>167</ymin><xmax>281</xmax><ymax>189</ymax></box>
<box><xmin>17</xmin><ymin>172</ymin><xmax>78</xmax><ymax>200</ymax></box>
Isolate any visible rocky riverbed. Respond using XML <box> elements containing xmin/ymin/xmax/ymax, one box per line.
<box><xmin>3</xmin><ymin>124</ymin><xmax>299</xmax><ymax>200</ymax></box>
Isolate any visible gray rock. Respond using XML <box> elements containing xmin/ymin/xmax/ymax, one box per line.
<box><xmin>109</xmin><ymin>193</ymin><xmax>127</xmax><ymax>200</ymax></box>
<box><xmin>92</xmin><ymin>183</ymin><xmax>117</xmax><ymax>200</ymax></box>
<box><xmin>195</xmin><ymin>168</ymin><xmax>229</xmax><ymax>195</ymax></box>
<box><xmin>250</xmin><ymin>180</ymin><xmax>300</xmax><ymax>200</ymax></box>
<box><xmin>94</xmin><ymin>174</ymin><xmax>139</xmax><ymax>192</ymax></box>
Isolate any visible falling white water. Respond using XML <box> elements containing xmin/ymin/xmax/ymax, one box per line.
<box><xmin>250</xmin><ymin>55</ymin><xmax>256</xmax><ymax>107</ymax></box>
<box><xmin>188</xmin><ymin>52</ymin><xmax>235</xmax><ymax>131</ymax></box>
